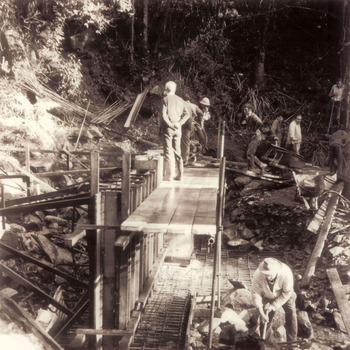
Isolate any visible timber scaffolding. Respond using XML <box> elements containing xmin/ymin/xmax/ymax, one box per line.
<box><xmin>0</xmin><ymin>121</ymin><xmax>227</xmax><ymax>350</ymax></box>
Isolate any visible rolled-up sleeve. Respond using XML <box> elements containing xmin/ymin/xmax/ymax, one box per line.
<box><xmin>271</xmin><ymin>273</ymin><xmax>294</xmax><ymax>310</ymax></box>
<box><xmin>251</xmin><ymin>270</ymin><xmax>264</xmax><ymax>308</ymax></box>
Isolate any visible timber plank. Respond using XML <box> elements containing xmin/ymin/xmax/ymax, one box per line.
<box><xmin>327</xmin><ymin>268</ymin><xmax>350</xmax><ymax>336</ymax></box>
<box><xmin>167</xmin><ymin>188</ymin><xmax>201</xmax><ymax>234</ymax></box>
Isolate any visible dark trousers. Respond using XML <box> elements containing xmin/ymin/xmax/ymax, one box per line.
<box><xmin>261</xmin><ymin>292</ymin><xmax>298</xmax><ymax>341</ymax></box>
<box><xmin>181</xmin><ymin>120</ymin><xmax>193</xmax><ymax>165</ymax></box>
<box><xmin>329</xmin><ymin>144</ymin><xmax>342</xmax><ymax>173</ymax></box>
<box><xmin>247</xmin><ymin>138</ymin><xmax>260</xmax><ymax>170</ymax></box>
<box><xmin>162</xmin><ymin>127</ymin><xmax>183</xmax><ymax>180</ymax></box>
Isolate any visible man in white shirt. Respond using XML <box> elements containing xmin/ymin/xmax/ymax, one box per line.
<box><xmin>328</xmin><ymin>79</ymin><xmax>344</xmax><ymax>129</ymax></box>
<box><xmin>251</xmin><ymin>258</ymin><xmax>298</xmax><ymax>341</ymax></box>
<box><xmin>286</xmin><ymin>115</ymin><xmax>302</xmax><ymax>154</ymax></box>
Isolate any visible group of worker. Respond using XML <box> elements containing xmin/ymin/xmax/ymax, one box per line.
<box><xmin>160</xmin><ymin>79</ymin><xmax>347</xmax><ymax>180</ymax></box>
<box><xmin>161</xmin><ymin>81</ymin><xmax>210</xmax><ymax>181</ymax></box>
<box><xmin>241</xmin><ymin>103</ymin><xmax>303</xmax><ymax>173</ymax></box>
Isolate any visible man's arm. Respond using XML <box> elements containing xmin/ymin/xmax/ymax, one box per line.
<box><xmin>288</xmin><ymin>122</ymin><xmax>297</xmax><ymax>142</ymax></box>
<box><xmin>329</xmin><ymin>85</ymin><xmax>335</xmax><ymax>98</ymax></box>
<box><xmin>271</xmin><ymin>120</ymin><xmax>278</xmax><ymax>136</ymax></box>
<box><xmin>162</xmin><ymin>99</ymin><xmax>175</xmax><ymax>129</ymax></box>
<box><xmin>251</xmin><ymin>270</ymin><xmax>269</xmax><ymax>322</ymax></box>
<box><xmin>251</xmin><ymin>113</ymin><xmax>263</xmax><ymax>126</ymax></box>
<box><xmin>178</xmin><ymin>101</ymin><xmax>190</xmax><ymax>126</ymax></box>
<box><xmin>271</xmin><ymin>274</ymin><xmax>294</xmax><ymax>310</ymax></box>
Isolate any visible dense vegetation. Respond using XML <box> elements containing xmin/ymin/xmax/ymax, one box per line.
<box><xmin>0</xmin><ymin>0</ymin><xmax>347</xmax><ymax>162</ymax></box>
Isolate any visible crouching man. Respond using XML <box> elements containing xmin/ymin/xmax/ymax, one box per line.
<box><xmin>251</xmin><ymin>258</ymin><xmax>298</xmax><ymax>341</ymax></box>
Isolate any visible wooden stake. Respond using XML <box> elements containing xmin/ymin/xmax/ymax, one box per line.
<box><xmin>301</xmin><ymin>182</ymin><xmax>344</xmax><ymax>288</ymax></box>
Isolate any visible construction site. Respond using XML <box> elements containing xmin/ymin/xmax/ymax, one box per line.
<box><xmin>1</xmin><ymin>1</ymin><xmax>350</xmax><ymax>350</ymax></box>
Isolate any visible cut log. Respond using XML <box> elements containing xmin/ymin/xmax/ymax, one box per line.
<box><xmin>0</xmin><ymin>292</ymin><xmax>63</xmax><ymax>350</ymax></box>
<box><xmin>301</xmin><ymin>182</ymin><xmax>344</xmax><ymax>288</ymax></box>
<box><xmin>10</xmin><ymin>161</ymin><xmax>56</xmax><ymax>193</ymax></box>
<box><xmin>326</xmin><ymin>268</ymin><xmax>350</xmax><ymax>336</ymax></box>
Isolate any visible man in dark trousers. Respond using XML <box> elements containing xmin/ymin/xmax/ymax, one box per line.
<box><xmin>271</xmin><ymin>115</ymin><xmax>284</xmax><ymax>146</ymax></box>
<box><xmin>181</xmin><ymin>95</ymin><xmax>203</xmax><ymax>165</ymax></box>
<box><xmin>251</xmin><ymin>258</ymin><xmax>298</xmax><ymax>341</ymax></box>
<box><xmin>161</xmin><ymin>81</ymin><xmax>189</xmax><ymax>181</ymax></box>
<box><xmin>247</xmin><ymin>123</ymin><xmax>276</xmax><ymax>173</ymax></box>
<box><xmin>328</xmin><ymin>127</ymin><xmax>348</xmax><ymax>174</ymax></box>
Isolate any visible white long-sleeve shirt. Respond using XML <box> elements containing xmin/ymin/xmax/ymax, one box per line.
<box><xmin>286</xmin><ymin>120</ymin><xmax>302</xmax><ymax>145</ymax></box>
<box><xmin>251</xmin><ymin>261</ymin><xmax>294</xmax><ymax>310</ymax></box>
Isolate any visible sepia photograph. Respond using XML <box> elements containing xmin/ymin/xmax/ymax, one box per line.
<box><xmin>0</xmin><ymin>0</ymin><xmax>349</xmax><ymax>349</ymax></box>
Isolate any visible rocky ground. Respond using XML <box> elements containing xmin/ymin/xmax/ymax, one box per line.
<box><xmin>187</xmin><ymin>172</ymin><xmax>350</xmax><ymax>350</ymax></box>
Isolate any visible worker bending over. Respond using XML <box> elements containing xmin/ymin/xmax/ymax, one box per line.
<box><xmin>251</xmin><ymin>258</ymin><xmax>298</xmax><ymax>341</ymax></box>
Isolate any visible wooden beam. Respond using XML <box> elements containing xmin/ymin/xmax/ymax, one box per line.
<box><xmin>10</xmin><ymin>161</ymin><xmax>56</xmax><ymax>193</ymax></box>
<box><xmin>73</xmin><ymin>329</ymin><xmax>133</xmax><ymax>336</ymax></box>
<box><xmin>0</xmin><ymin>263</ymin><xmax>74</xmax><ymax>317</ymax></box>
<box><xmin>0</xmin><ymin>292</ymin><xmax>63</xmax><ymax>350</ymax></box>
<box><xmin>301</xmin><ymin>182</ymin><xmax>344</xmax><ymax>288</ymax></box>
<box><xmin>327</xmin><ymin>268</ymin><xmax>350</xmax><ymax>336</ymax></box>
<box><xmin>115</xmin><ymin>232</ymin><xmax>137</xmax><ymax>251</ymax></box>
<box><xmin>124</xmin><ymin>88</ymin><xmax>149</xmax><ymax>128</ymax></box>
<box><xmin>102</xmin><ymin>191</ymin><xmax>119</xmax><ymax>350</ymax></box>
<box><xmin>36</xmin><ymin>167</ymin><xmax>120</xmax><ymax>178</ymax></box>
<box><xmin>122</xmin><ymin>153</ymin><xmax>131</xmax><ymax>221</ymax></box>
<box><xmin>64</xmin><ymin>217</ymin><xmax>89</xmax><ymax>247</ymax></box>
<box><xmin>0</xmin><ymin>242</ymin><xmax>88</xmax><ymax>288</ymax></box>
<box><xmin>0</xmin><ymin>195</ymin><xmax>90</xmax><ymax>215</ymax></box>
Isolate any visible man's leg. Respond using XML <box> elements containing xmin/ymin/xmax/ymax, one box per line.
<box><xmin>173</xmin><ymin>128</ymin><xmax>183</xmax><ymax>180</ymax></box>
<box><xmin>181</xmin><ymin>125</ymin><xmax>191</xmax><ymax>165</ymax></box>
<box><xmin>247</xmin><ymin>139</ymin><xmax>259</xmax><ymax>171</ymax></box>
<box><xmin>329</xmin><ymin>145</ymin><xmax>336</xmax><ymax>173</ymax></box>
<box><xmin>163</xmin><ymin>129</ymin><xmax>175</xmax><ymax>181</ymax></box>
<box><xmin>282</xmin><ymin>292</ymin><xmax>298</xmax><ymax>341</ymax></box>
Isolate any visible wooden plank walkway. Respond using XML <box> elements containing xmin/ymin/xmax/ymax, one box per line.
<box><xmin>121</xmin><ymin>167</ymin><xmax>219</xmax><ymax>236</ymax></box>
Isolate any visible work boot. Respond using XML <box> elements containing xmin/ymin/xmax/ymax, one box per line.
<box><xmin>260</xmin><ymin>163</ymin><xmax>267</xmax><ymax>173</ymax></box>
<box><xmin>174</xmin><ymin>175</ymin><xmax>183</xmax><ymax>181</ymax></box>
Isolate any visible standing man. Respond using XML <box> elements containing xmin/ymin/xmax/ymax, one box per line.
<box><xmin>328</xmin><ymin>78</ymin><xmax>344</xmax><ymax>129</ymax></box>
<box><xmin>271</xmin><ymin>115</ymin><xmax>284</xmax><ymax>146</ymax></box>
<box><xmin>328</xmin><ymin>127</ymin><xmax>348</xmax><ymax>174</ymax></box>
<box><xmin>199</xmin><ymin>97</ymin><xmax>211</xmax><ymax>130</ymax></box>
<box><xmin>242</xmin><ymin>103</ymin><xmax>263</xmax><ymax>131</ymax></box>
<box><xmin>286</xmin><ymin>115</ymin><xmax>302</xmax><ymax>154</ymax></box>
<box><xmin>251</xmin><ymin>258</ymin><xmax>298</xmax><ymax>342</ymax></box>
<box><xmin>161</xmin><ymin>81</ymin><xmax>189</xmax><ymax>181</ymax></box>
<box><xmin>182</xmin><ymin>95</ymin><xmax>203</xmax><ymax>166</ymax></box>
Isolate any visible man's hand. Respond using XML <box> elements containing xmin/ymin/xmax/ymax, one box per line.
<box><xmin>258</xmin><ymin>307</ymin><xmax>269</xmax><ymax>323</ymax></box>
<box><xmin>264</xmin><ymin>303</ymin><xmax>276</xmax><ymax>313</ymax></box>
<box><xmin>174</xmin><ymin>122</ymin><xmax>181</xmax><ymax>129</ymax></box>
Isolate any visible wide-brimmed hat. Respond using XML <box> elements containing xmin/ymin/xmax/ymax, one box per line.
<box><xmin>259</xmin><ymin>258</ymin><xmax>282</xmax><ymax>276</ymax></box>
<box><xmin>200</xmin><ymin>97</ymin><xmax>210</xmax><ymax>106</ymax></box>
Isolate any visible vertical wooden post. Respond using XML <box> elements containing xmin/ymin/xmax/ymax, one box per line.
<box><xmin>217</xmin><ymin>119</ymin><xmax>222</xmax><ymax>159</ymax></box>
<box><xmin>103</xmin><ymin>191</ymin><xmax>119</xmax><ymax>349</ymax></box>
<box><xmin>25</xmin><ymin>144</ymin><xmax>30</xmax><ymax>173</ymax></box>
<box><xmin>122</xmin><ymin>153</ymin><xmax>131</xmax><ymax>221</ymax></box>
<box><xmin>1</xmin><ymin>183</ymin><xmax>5</xmax><ymax>229</ymax></box>
<box><xmin>87</xmin><ymin>151</ymin><xmax>100</xmax><ymax>348</ymax></box>
<box><xmin>135</xmin><ymin>234</ymin><xmax>141</xmax><ymax>297</ymax></box>
<box><xmin>216</xmin><ymin>156</ymin><xmax>226</xmax><ymax>309</ymax></box>
<box><xmin>130</xmin><ymin>235</ymin><xmax>136</xmax><ymax>310</ymax></box>
<box><xmin>118</xmin><ymin>247</ymin><xmax>130</xmax><ymax>329</ymax></box>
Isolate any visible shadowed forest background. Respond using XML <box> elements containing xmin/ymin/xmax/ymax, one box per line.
<box><xmin>0</xmin><ymin>0</ymin><xmax>349</xmax><ymax>164</ymax></box>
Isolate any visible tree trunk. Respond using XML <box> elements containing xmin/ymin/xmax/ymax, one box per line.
<box><xmin>143</xmin><ymin>0</ymin><xmax>149</xmax><ymax>56</ymax></box>
<box><xmin>130</xmin><ymin>0</ymin><xmax>135</xmax><ymax>62</ymax></box>
<box><xmin>342</xmin><ymin>0</ymin><xmax>350</xmax><ymax>199</ymax></box>
<box><xmin>343</xmin><ymin>0</ymin><xmax>350</xmax><ymax>132</ymax></box>
<box><xmin>255</xmin><ymin>48</ymin><xmax>265</xmax><ymax>89</ymax></box>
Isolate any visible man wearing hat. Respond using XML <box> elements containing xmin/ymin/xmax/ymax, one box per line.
<box><xmin>251</xmin><ymin>257</ymin><xmax>297</xmax><ymax>341</ymax></box>
<box><xmin>199</xmin><ymin>97</ymin><xmax>211</xmax><ymax>129</ymax></box>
